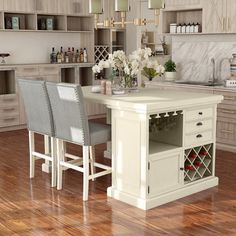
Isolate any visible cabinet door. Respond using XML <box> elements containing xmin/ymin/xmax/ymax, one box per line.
<box><xmin>0</xmin><ymin>0</ymin><xmax>4</xmax><ymax>10</ymax></box>
<box><xmin>202</xmin><ymin>0</ymin><xmax>226</xmax><ymax>33</ymax></box>
<box><xmin>47</xmin><ymin>0</ymin><xmax>58</xmax><ymax>14</ymax></box>
<box><xmin>149</xmin><ymin>151</ymin><xmax>183</xmax><ymax>197</ymax></box>
<box><xmin>4</xmin><ymin>0</ymin><xmax>35</xmax><ymax>12</ymax></box>
<box><xmin>67</xmin><ymin>0</ymin><xmax>82</xmax><ymax>15</ymax></box>
<box><xmin>226</xmin><ymin>0</ymin><xmax>236</xmax><ymax>33</ymax></box>
<box><xmin>36</xmin><ymin>0</ymin><xmax>57</xmax><ymax>14</ymax></box>
<box><xmin>165</xmin><ymin>0</ymin><xmax>201</xmax><ymax>9</ymax></box>
<box><xmin>58</xmin><ymin>0</ymin><xmax>68</xmax><ymax>14</ymax></box>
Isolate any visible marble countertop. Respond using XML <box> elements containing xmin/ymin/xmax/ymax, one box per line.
<box><xmin>145</xmin><ymin>80</ymin><xmax>236</xmax><ymax>93</ymax></box>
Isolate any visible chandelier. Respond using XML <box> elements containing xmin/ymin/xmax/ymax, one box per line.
<box><xmin>89</xmin><ymin>0</ymin><xmax>164</xmax><ymax>28</ymax></box>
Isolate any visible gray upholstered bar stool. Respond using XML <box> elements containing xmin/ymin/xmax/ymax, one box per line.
<box><xmin>46</xmin><ymin>82</ymin><xmax>111</xmax><ymax>201</ymax></box>
<box><xmin>18</xmin><ymin>79</ymin><xmax>56</xmax><ymax>187</ymax></box>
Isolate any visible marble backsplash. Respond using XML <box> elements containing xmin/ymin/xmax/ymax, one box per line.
<box><xmin>172</xmin><ymin>35</ymin><xmax>236</xmax><ymax>82</ymax></box>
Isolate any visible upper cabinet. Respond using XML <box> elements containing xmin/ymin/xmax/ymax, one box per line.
<box><xmin>202</xmin><ymin>0</ymin><xmax>236</xmax><ymax>33</ymax></box>
<box><xmin>164</xmin><ymin>0</ymin><xmax>202</xmax><ymax>10</ymax></box>
<box><xmin>67</xmin><ymin>0</ymin><xmax>88</xmax><ymax>15</ymax></box>
<box><xmin>36</xmin><ymin>0</ymin><xmax>58</xmax><ymax>14</ymax></box>
<box><xmin>202</xmin><ymin>0</ymin><xmax>225</xmax><ymax>33</ymax></box>
<box><xmin>4</xmin><ymin>0</ymin><xmax>36</xmax><ymax>13</ymax></box>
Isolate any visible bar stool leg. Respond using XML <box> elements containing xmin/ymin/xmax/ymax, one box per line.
<box><xmin>57</xmin><ymin>139</ymin><xmax>63</xmax><ymax>190</ymax></box>
<box><xmin>83</xmin><ymin>146</ymin><xmax>89</xmax><ymax>201</ymax></box>
<box><xmin>89</xmin><ymin>146</ymin><xmax>96</xmax><ymax>181</ymax></box>
<box><xmin>51</xmin><ymin>137</ymin><xmax>57</xmax><ymax>188</ymax></box>
<box><xmin>29</xmin><ymin>131</ymin><xmax>35</xmax><ymax>179</ymax></box>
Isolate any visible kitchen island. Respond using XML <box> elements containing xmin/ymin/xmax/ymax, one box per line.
<box><xmin>82</xmin><ymin>86</ymin><xmax>223</xmax><ymax>210</ymax></box>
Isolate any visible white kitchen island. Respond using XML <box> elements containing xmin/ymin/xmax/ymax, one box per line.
<box><xmin>82</xmin><ymin>86</ymin><xmax>223</xmax><ymax>210</ymax></box>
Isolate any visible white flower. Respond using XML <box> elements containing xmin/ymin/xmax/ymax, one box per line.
<box><xmin>92</xmin><ymin>64</ymin><xmax>101</xmax><ymax>74</ymax></box>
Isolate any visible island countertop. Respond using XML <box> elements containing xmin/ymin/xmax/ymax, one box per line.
<box><xmin>82</xmin><ymin>86</ymin><xmax>223</xmax><ymax>113</ymax></box>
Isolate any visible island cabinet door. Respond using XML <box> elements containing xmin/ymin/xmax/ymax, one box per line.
<box><xmin>148</xmin><ymin>150</ymin><xmax>183</xmax><ymax>197</ymax></box>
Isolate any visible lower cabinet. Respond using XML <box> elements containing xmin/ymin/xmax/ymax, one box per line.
<box><xmin>148</xmin><ymin>150</ymin><xmax>183</xmax><ymax>197</ymax></box>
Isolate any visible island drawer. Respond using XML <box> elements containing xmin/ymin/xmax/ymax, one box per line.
<box><xmin>185</xmin><ymin>130</ymin><xmax>213</xmax><ymax>147</ymax></box>
<box><xmin>214</xmin><ymin>90</ymin><xmax>236</xmax><ymax>106</ymax></box>
<box><xmin>216</xmin><ymin>120</ymin><xmax>236</xmax><ymax>145</ymax></box>
<box><xmin>0</xmin><ymin>94</ymin><xmax>18</xmax><ymax>106</ymax></box>
<box><xmin>185</xmin><ymin>119</ymin><xmax>213</xmax><ymax>134</ymax></box>
<box><xmin>39</xmin><ymin>66</ymin><xmax>60</xmax><ymax>76</ymax></box>
<box><xmin>185</xmin><ymin>107</ymin><xmax>213</xmax><ymax>121</ymax></box>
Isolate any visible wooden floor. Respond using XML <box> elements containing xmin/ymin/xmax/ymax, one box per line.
<box><xmin>0</xmin><ymin>130</ymin><xmax>236</xmax><ymax>236</ymax></box>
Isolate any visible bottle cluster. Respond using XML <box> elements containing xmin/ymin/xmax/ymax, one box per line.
<box><xmin>50</xmin><ymin>47</ymin><xmax>88</xmax><ymax>64</ymax></box>
<box><xmin>170</xmin><ymin>22</ymin><xmax>201</xmax><ymax>34</ymax></box>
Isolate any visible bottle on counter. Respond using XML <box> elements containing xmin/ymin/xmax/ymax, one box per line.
<box><xmin>60</xmin><ymin>47</ymin><xmax>64</xmax><ymax>63</ymax></box>
<box><xmin>170</xmin><ymin>23</ymin><xmax>177</xmax><ymax>33</ymax></box>
<box><xmin>80</xmin><ymin>48</ymin><xmax>84</xmax><ymax>63</ymax></box>
<box><xmin>65</xmin><ymin>52</ymin><xmax>69</xmax><ymax>63</ymax></box>
<box><xmin>190</xmin><ymin>23</ymin><xmax>195</xmax><ymax>33</ymax></box>
<box><xmin>57</xmin><ymin>51</ymin><xmax>62</xmax><ymax>63</ymax></box>
<box><xmin>194</xmin><ymin>22</ymin><xmax>200</xmax><ymax>33</ymax></box>
<box><xmin>75</xmin><ymin>49</ymin><xmax>80</xmax><ymax>63</ymax></box>
<box><xmin>83</xmin><ymin>48</ymin><xmax>88</xmax><ymax>63</ymax></box>
<box><xmin>71</xmin><ymin>47</ymin><xmax>76</xmax><ymax>63</ymax></box>
<box><xmin>50</xmin><ymin>47</ymin><xmax>57</xmax><ymax>63</ymax></box>
<box><xmin>67</xmin><ymin>47</ymin><xmax>71</xmax><ymax>63</ymax></box>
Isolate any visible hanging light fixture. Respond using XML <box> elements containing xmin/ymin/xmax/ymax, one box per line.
<box><xmin>89</xmin><ymin>0</ymin><xmax>164</xmax><ymax>28</ymax></box>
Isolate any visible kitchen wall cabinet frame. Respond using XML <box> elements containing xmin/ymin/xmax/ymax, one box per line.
<box><xmin>164</xmin><ymin>0</ymin><xmax>202</xmax><ymax>11</ymax></box>
<box><xmin>4</xmin><ymin>0</ymin><xmax>36</xmax><ymax>13</ymax></box>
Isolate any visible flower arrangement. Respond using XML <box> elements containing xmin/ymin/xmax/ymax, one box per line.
<box><xmin>142</xmin><ymin>60</ymin><xmax>165</xmax><ymax>81</ymax></box>
<box><xmin>92</xmin><ymin>48</ymin><xmax>165</xmax><ymax>88</ymax></box>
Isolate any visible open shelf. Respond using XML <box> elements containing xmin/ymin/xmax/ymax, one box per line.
<box><xmin>60</xmin><ymin>67</ymin><xmax>76</xmax><ymax>83</ymax></box>
<box><xmin>37</xmin><ymin>14</ymin><xmax>66</xmax><ymax>31</ymax></box>
<box><xmin>184</xmin><ymin>143</ymin><xmax>213</xmax><ymax>184</ymax></box>
<box><xmin>4</xmin><ymin>13</ymin><xmax>36</xmax><ymax>30</ymax></box>
<box><xmin>79</xmin><ymin>67</ymin><xmax>93</xmax><ymax>86</ymax></box>
<box><xmin>0</xmin><ymin>70</ymin><xmax>16</xmax><ymax>95</ymax></box>
<box><xmin>161</xmin><ymin>9</ymin><xmax>202</xmax><ymax>34</ymax></box>
<box><xmin>149</xmin><ymin>110</ymin><xmax>183</xmax><ymax>155</ymax></box>
<box><xmin>149</xmin><ymin>141</ymin><xmax>180</xmax><ymax>155</ymax></box>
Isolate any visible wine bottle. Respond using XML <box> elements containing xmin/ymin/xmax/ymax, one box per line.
<box><xmin>60</xmin><ymin>47</ymin><xmax>64</xmax><ymax>63</ymax></box>
<box><xmin>57</xmin><ymin>51</ymin><xmax>62</xmax><ymax>63</ymax></box>
<box><xmin>80</xmin><ymin>48</ymin><xmax>84</xmax><ymax>63</ymax></box>
<box><xmin>67</xmin><ymin>47</ymin><xmax>71</xmax><ymax>63</ymax></box>
<box><xmin>83</xmin><ymin>48</ymin><xmax>88</xmax><ymax>63</ymax></box>
<box><xmin>50</xmin><ymin>47</ymin><xmax>57</xmax><ymax>64</ymax></box>
<box><xmin>76</xmin><ymin>49</ymin><xmax>80</xmax><ymax>63</ymax></box>
<box><xmin>71</xmin><ymin>47</ymin><xmax>76</xmax><ymax>63</ymax></box>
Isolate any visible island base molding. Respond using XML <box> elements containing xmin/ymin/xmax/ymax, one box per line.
<box><xmin>107</xmin><ymin>177</ymin><xmax>219</xmax><ymax>210</ymax></box>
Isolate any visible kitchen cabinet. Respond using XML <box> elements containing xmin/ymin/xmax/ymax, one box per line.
<box><xmin>149</xmin><ymin>150</ymin><xmax>183</xmax><ymax>196</ymax></box>
<box><xmin>202</xmin><ymin>0</ymin><xmax>225</xmax><ymax>33</ymax></box>
<box><xmin>4</xmin><ymin>0</ymin><xmax>35</xmax><ymax>13</ymax></box>
<box><xmin>164</xmin><ymin>0</ymin><xmax>202</xmax><ymax>10</ymax></box>
<box><xmin>36</xmin><ymin>0</ymin><xmax>58</xmax><ymax>14</ymax></box>
<box><xmin>0</xmin><ymin>0</ymin><xmax>4</xmax><ymax>11</ymax></box>
<box><xmin>203</xmin><ymin>0</ymin><xmax>236</xmax><ymax>33</ymax></box>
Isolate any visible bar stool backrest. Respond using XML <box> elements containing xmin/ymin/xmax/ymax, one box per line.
<box><xmin>46</xmin><ymin>83</ymin><xmax>90</xmax><ymax>146</ymax></box>
<box><xmin>18</xmin><ymin>79</ymin><xmax>54</xmax><ymax>136</ymax></box>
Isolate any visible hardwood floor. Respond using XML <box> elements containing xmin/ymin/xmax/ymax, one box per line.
<box><xmin>0</xmin><ymin>129</ymin><xmax>236</xmax><ymax>236</ymax></box>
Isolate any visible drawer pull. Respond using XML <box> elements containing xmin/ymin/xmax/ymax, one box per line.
<box><xmin>196</xmin><ymin>134</ymin><xmax>202</xmax><ymax>138</ymax></box>
<box><xmin>198</xmin><ymin>112</ymin><xmax>203</xmax><ymax>115</ymax></box>
<box><xmin>196</xmin><ymin>122</ymin><xmax>203</xmax><ymax>126</ymax></box>
<box><xmin>221</xmin><ymin>130</ymin><xmax>233</xmax><ymax>134</ymax></box>
<box><xmin>3</xmin><ymin>117</ymin><xmax>16</xmax><ymax>122</ymax></box>
<box><xmin>180</xmin><ymin>167</ymin><xmax>184</xmax><ymax>171</ymax></box>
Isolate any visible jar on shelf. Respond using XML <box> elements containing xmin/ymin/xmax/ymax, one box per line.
<box><xmin>176</xmin><ymin>24</ymin><xmax>182</xmax><ymax>34</ymax></box>
<box><xmin>170</xmin><ymin>23</ymin><xmax>177</xmax><ymax>34</ymax></box>
<box><xmin>181</xmin><ymin>23</ymin><xmax>186</xmax><ymax>33</ymax></box>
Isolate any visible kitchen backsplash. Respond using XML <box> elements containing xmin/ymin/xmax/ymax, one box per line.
<box><xmin>172</xmin><ymin>35</ymin><xmax>236</xmax><ymax>82</ymax></box>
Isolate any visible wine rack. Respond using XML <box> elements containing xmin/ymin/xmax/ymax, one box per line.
<box><xmin>184</xmin><ymin>143</ymin><xmax>213</xmax><ymax>184</ymax></box>
<box><xmin>94</xmin><ymin>46</ymin><xmax>110</xmax><ymax>64</ymax></box>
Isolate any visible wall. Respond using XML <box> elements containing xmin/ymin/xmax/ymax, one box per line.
<box><xmin>0</xmin><ymin>32</ymin><xmax>88</xmax><ymax>64</ymax></box>
<box><xmin>172</xmin><ymin>35</ymin><xmax>236</xmax><ymax>82</ymax></box>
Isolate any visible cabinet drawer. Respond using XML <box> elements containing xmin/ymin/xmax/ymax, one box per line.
<box><xmin>185</xmin><ymin>131</ymin><xmax>213</xmax><ymax>147</ymax></box>
<box><xmin>185</xmin><ymin>119</ymin><xmax>213</xmax><ymax>134</ymax></box>
<box><xmin>217</xmin><ymin>108</ymin><xmax>236</xmax><ymax>119</ymax></box>
<box><xmin>185</xmin><ymin>107</ymin><xmax>213</xmax><ymax>121</ymax></box>
<box><xmin>216</xmin><ymin>120</ymin><xmax>236</xmax><ymax>145</ymax></box>
<box><xmin>0</xmin><ymin>106</ymin><xmax>19</xmax><ymax>118</ymax></box>
<box><xmin>16</xmin><ymin>66</ymin><xmax>39</xmax><ymax>77</ymax></box>
<box><xmin>39</xmin><ymin>66</ymin><xmax>60</xmax><ymax>76</ymax></box>
<box><xmin>0</xmin><ymin>94</ymin><xmax>18</xmax><ymax>106</ymax></box>
<box><xmin>0</xmin><ymin>115</ymin><xmax>19</xmax><ymax>128</ymax></box>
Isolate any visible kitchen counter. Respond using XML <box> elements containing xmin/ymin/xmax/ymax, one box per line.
<box><xmin>145</xmin><ymin>80</ymin><xmax>236</xmax><ymax>92</ymax></box>
<box><xmin>83</xmin><ymin>86</ymin><xmax>223</xmax><ymax>210</ymax></box>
